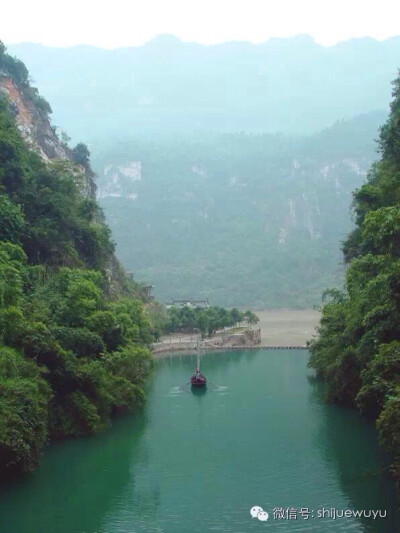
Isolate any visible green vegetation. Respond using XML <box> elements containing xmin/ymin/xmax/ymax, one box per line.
<box><xmin>308</xmin><ymin>72</ymin><xmax>400</xmax><ymax>487</ymax></box>
<box><xmin>10</xmin><ymin>38</ymin><xmax>396</xmax><ymax>308</ymax></box>
<box><xmin>72</xmin><ymin>142</ymin><xmax>91</xmax><ymax>167</ymax></box>
<box><xmin>166</xmin><ymin>306</ymin><xmax>259</xmax><ymax>337</ymax></box>
<box><xmin>0</xmin><ymin>46</ymin><xmax>154</xmax><ymax>479</ymax></box>
<box><xmin>0</xmin><ymin>44</ymin><xmax>52</xmax><ymax>113</ymax></box>
<box><xmin>93</xmin><ymin>112</ymin><xmax>382</xmax><ymax>308</ymax></box>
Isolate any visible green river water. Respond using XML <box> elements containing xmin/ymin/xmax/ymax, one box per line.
<box><xmin>0</xmin><ymin>349</ymin><xmax>398</xmax><ymax>532</ymax></box>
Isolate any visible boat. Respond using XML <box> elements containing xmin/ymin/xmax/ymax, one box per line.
<box><xmin>191</xmin><ymin>335</ymin><xmax>207</xmax><ymax>387</ymax></box>
<box><xmin>190</xmin><ymin>372</ymin><xmax>207</xmax><ymax>387</ymax></box>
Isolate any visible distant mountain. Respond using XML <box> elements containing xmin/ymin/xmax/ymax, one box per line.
<box><xmin>8</xmin><ymin>35</ymin><xmax>399</xmax><ymax>140</ymax></box>
<box><xmin>7</xmin><ymin>36</ymin><xmax>396</xmax><ymax>307</ymax></box>
<box><xmin>91</xmin><ymin>110</ymin><xmax>385</xmax><ymax>308</ymax></box>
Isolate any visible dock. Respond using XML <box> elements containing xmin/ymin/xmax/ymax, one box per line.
<box><xmin>197</xmin><ymin>345</ymin><xmax>307</xmax><ymax>350</ymax></box>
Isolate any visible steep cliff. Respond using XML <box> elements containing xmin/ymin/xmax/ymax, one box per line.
<box><xmin>0</xmin><ymin>44</ymin><xmax>135</xmax><ymax>296</ymax></box>
<box><xmin>0</xmin><ymin>42</ymin><xmax>154</xmax><ymax>480</ymax></box>
<box><xmin>0</xmin><ymin>60</ymin><xmax>95</xmax><ymax>198</ymax></box>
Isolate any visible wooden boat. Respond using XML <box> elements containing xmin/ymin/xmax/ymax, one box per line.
<box><xmin>190</xmin><ymin>373</ymin><xmax>207</xmax><ymax>387</ymax></box>
<box><xmin>191</xmin><ymin>336</ymin><xmax>206</xmax><ymax>387</ymax></box>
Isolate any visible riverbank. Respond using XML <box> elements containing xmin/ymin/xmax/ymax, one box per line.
<box><xmin>152</xmin><ymin>309</ymin><xmax>320</xmax><ymax>356</ymax></box>
<box><xmin>153</xmin><ymin>328</ymin><xmax>261</xmax><ymax>355</ymax></box>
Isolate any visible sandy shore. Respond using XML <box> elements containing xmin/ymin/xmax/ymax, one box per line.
<box><xmin>256</xmin><ymin>309</ymin><xmax>320</xmax><ymax>345</ymax></box>
<box><xmin>153</xmin><ymin>309</ymin><xmax>321</xmax><ymax>357</ymax></box>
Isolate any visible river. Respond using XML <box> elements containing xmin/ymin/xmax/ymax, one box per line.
<box><xmin>0</xmin><ymin>350</ymin><xmax>398</xmax><ymax>532</ymax></box>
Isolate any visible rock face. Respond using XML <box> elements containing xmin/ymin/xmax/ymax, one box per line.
<box><xmin>97</xmin><ymin>162</ymin><xmax>141</xmax><ymax>199</ymax></box>
<box><xmin>0</xmin><ymin>76</ymin><xmax>68</xmax><ymax>160</ymax></box>
<box><xmin>0</xmin><ymin>75</ymin><xmax>96</xmax><ymax>199</ymax></box>
<box><xmin>0</xmin><ymin>55</ymin><xmax>141</xmax><ymax>301</ymax></box>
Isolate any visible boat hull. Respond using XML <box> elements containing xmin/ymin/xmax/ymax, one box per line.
<box><xmin>190</xmin><ymin>375</ymin><xmax>207</xmax><ymax>387</ymax></box>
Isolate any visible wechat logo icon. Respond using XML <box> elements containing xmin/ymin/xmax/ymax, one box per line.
<box><xmin>250</xmin><ymin>506</ymin><xmax>269</xmax><ymax>521</ymax></box>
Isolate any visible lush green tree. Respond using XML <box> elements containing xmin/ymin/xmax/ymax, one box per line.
<box><xmin>0</xmin><ymin>346</ymin><xmax>51</xmax><ymax>475</ymax></box>
<box><xmin>0</xmin><ymin>196</ymin><xmax>25</xmax><ymax>242</ymax></box>
<box><xmin>309</xmin><ymin>72</ymin><xmax>400</xmax><ymax>488</ymax></box>
<box><xmin>356</xmin><ymin>342</ymin><xmax>400</xmax><ymax>418</ymax></box>
<box><xmin>0</xmin><ymin>54</ymin><xmax>155</xmax><ymax>479</ymax></box>
<box><xmin>244</xmin><ymin>310</ymin><xmax>259</xmax><ymax>326</ymax></box>
<box><xmin>230</xmin><ymin>308</ymin><xmax>242</xmax><ymax>325</ymax></box>
<box><xmin>165</xmin><ymin>305</ymin><xmax>258</xmax><ymax>337</ymax></box>
<box><xmin>50</xmin><ymin>326</ymin><xmax>105</xmax><ymax>358</ymax></box>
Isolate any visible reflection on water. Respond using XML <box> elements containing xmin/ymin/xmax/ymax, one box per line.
<box><xmin>191</xmin><ymin>385</ymin><xmax>208</xmax><ymax>396</ymax></box>
<box><xmin>0</xmin><ymin>411</ymin><xmax>152</xmax><ymax>533</ymax></box>
<box><xmin>0</xmin><ymin>350</ymin><xmax>398</xmax><ymax>533</ymax></box>
<box><xmin>308</xmin><ymin>380</ymin><xmax>398</xmax><ymax>532</ymax></box>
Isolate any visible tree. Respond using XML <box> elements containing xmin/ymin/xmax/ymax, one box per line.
<box><xmin>309</xmin><ymin>71</ymin><xmax>400</xmax><ymax>486</ymax></box>
<box><xmin>0</xmin><ymin>346</ymin><xmax>51</xmax><ymax>475</ymax></box>
<box><xmin>0</xmin><ymin>196</ymin><xmax>25</xmax><ymax>242</ymax></box>
<box><xmin>244</xmin><ymin>310</ymin><xmax>259</xmax><ymax>326</ymax></box>
<box><xmin>72</xmin><ymin>143</ymin><xmax>91</xmax><ymax>167</ymax></box>
<box><xmin>230</xmin><ymin>308</ymin><xmax>243</xmax><ymax>325</ymax></box>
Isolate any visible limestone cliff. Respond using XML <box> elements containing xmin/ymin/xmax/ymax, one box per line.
<box><xmin>0</xmin><ymin>74</ymin><xmax>96</xmax><ymax>199</ymax></box>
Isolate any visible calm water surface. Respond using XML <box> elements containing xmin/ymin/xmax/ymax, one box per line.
<box><xmin>0</xmin><ymin>350</ymin><xmax>398</xmax><ymax>532</ymax></box>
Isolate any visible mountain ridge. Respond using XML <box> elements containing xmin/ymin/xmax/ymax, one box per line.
<box><xmin>9</xmin><ymin>33</ymin><xmax>400</xmax><ymax>51</ymax></box>
<box><xmin>7</xmin><ymin>36</ymin><xmax>399</xmax><ymax>140</ymax></box>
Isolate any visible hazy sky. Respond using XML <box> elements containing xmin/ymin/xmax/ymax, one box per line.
<box><xmin>2</xmin><ymin>0</ymin><xmax>400</xmax><ymax>48</ymax></box>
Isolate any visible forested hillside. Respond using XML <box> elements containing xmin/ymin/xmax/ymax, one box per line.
<box><xmin>9</xmin><ymin>36</ymin><xmax>396</xmax><ymax>308</ymax></box>
<box><xmin>8</xmin><ymin>36</ymin><xmax>399</xmax><ymax>139</ymax></box>
<box><xmin>0</xmin><ymin>43</ymin><xmax>154</xmax><ymax>478</ymax></box>
<box><xmin>309</xmin><ymin>72</ymin><xmax>400</xmax><ymax>486</ymax></box>
<box><xmin>92</xmin><ymin>112</ymin><xmax>384</xmax><ymax>307</ymax></box>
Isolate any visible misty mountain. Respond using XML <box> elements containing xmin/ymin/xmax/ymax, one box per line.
<box><xmin>8</xmin><ymin>35</ymin><xmax>398</xmax><ymax>140</ymax></box>
<box><xmin>7</xmin><ymin>35</ymin><xmax>396</xmax><ymax>306</ymax></box>
<box><xmin>91</xmin><ymin>110</ymin><xmax>385</xmax><ymax>307</ymax></box>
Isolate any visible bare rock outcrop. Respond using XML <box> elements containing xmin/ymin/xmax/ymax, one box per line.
<box><xmin>0</xmin><ymin>75</ymin><xmax>96</xmax><ymax>199</ymax></box>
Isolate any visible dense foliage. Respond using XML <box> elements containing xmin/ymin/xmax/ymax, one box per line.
<box><xmin>166</xmin><ymin>306</ymin><xmax>259</xmax><ymax>337</ymax></box>
<box><xmin>0</xmin><ymin>48</ymin><xmax>153</xmax><ymax>478</ymax></box>
<box><xmin>93</xmin><ymin>112</ymin><xmax>382</xmax><ymax>308</ymax></box>
<box><xmin>308</xmin><ymin>73</ymin><xmax>400</xmax><ymax>486</ymax></box>
<box><xmin>10</xmin><ymin>39</ymin><xmax>395</xmax><ymax>308</ymax></box>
